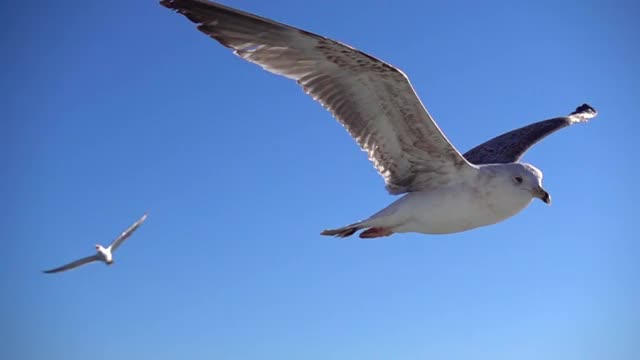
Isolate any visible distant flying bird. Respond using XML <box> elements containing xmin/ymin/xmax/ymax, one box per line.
<box><xmin>43</xmin><ymin>213</ymin><xmax>148</xmax><ymax>274</ymax></box>
<box><xmin>161</xmin><ymin>0</ymin><xmax>598</xmax><ymax>238</ymax></box>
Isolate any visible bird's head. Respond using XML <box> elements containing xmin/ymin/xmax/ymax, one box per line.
<box><xmin>507</xmin><ymin>163</ymin><xmax>551</xmax><ymax>205</ymax></box>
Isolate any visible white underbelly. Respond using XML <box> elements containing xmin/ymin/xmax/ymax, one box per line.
<box><xmin>380</xmin><ymin>184</ymin><xmax>533</xmax><ymax>234</ymax></box>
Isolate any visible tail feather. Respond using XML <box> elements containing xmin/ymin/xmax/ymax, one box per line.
<box><xmin>320</xmin><ymin>223</ymin><xmax>362</xmax><ymax>238</ymax></box>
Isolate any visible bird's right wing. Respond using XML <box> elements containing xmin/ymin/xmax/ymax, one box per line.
<box><xmin>108</xmin><ymin>213</ymin><xmax>148</xmax><ymax>252</ymax></box>
<box><xmin>43</xmin><ymin>255</ymin><xmax>100</xmax><ymax>274</ymax></box>
<box><xmin>463</xmin><ymin>104</ymin><xmax>597</xmax><ymax>164</ymax></box>
<box><xmin>161</xmin><ymin>0</ymin><xmax>477</xmax><ymax>194</ymax></box>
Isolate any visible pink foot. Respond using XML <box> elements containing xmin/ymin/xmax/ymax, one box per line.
<box><xmin>359</xmin><ymin>227</ymin><xmax>394</xmax><ymax>239</ymax></box>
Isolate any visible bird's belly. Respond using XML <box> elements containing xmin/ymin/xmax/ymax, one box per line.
<box><xmin>394</xmin><ymin>186</ymin><xmax>532</xmax><ymax>234</ymax></box>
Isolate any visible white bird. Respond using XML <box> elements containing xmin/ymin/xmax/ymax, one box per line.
<box><xmin>43</xmin><ymin>213</ymin><xmax>148</xmax><ymax>274</ymax></box>
<box><xmin>161</xmin><ymin>0</ymin><xmax>598</xmax><ymax>238</ymax></box>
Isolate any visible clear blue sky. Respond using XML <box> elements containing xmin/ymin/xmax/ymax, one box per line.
<box><xmin>2</xmin><ymin>0</ymin><xmax>638</xmax><ymax>359</ymax></box>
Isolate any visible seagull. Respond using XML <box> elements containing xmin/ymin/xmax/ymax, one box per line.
<box><xmin>161</xmin><ymin>0</ymin><xmax>598</xmax><ymax>238</ymax></box>
<box><xmin>43</xmin><ymin>213</ymin><xmax>148</xmax><ymax>274</ymax></box>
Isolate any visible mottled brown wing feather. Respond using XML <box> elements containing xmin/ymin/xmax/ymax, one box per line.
<box><xmin>161</xmin><ymin>0</ymin><xmax>476</xmax><ymax>194</ymax></box>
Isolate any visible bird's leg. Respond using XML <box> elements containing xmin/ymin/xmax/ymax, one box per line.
<box><xmin>359</xmin><ymin>227</ymin><xmax>394</xmax><ymax>239</ymax></box>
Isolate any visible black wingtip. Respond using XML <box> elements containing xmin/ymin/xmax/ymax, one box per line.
<box><xmin>159</xmin><ymin>0</ymin><xmax>175</xmax><ymax>9</ymax></box>
<box><xmin>570</xmin><ymin>103</ymin><xmax>597</xmax><ymax>117</ymax></box>
<box><xmin>160</xmin><ymin>0</ymin><xmax>210</xmax><ymax>12</ymax></box>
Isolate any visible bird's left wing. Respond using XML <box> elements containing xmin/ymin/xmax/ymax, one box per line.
<box><xmin>43</xmin><ymin>255</ymin><xmax>100</xmax><ymax>274</ymax></box>
<box><xmin>463</xmin><ymin>104</ymin><xmax>597</xmax><ymax>165</ymax></box>
<box><xmin>108</xmin><ymin>213</ymin><xmax>148</xmax><ymax>252</ymax></box>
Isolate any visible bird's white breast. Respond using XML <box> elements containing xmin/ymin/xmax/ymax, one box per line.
<box><xmin>386</xmin><ymin>180</ymin><xmax>534</xmax><ymax>234</ymax></box>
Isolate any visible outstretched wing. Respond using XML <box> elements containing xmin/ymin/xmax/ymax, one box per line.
<box><xmin>463</xmin><ymin>104</ymin><xmax>597</xmax><ymax>165</ymax></box>
<box><xmin>43</xmin><ymin>255</ymin><xmax>100</xmax><ymax>274</ymax></box>
<box><xmin>108</xmin><ymin>213</ymin><xmax>148</xmax><ymax>252</ymax></box>
<box><xmin>161</xmin><ymin>0</ymin><xmax>476</xmax><ymax>194</ymax></box>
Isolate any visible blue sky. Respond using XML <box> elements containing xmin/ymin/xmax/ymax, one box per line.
<box><xmin>2</xmin><ymin>0</ymin><xmax>638</xmax><ymax>359</ymax></box>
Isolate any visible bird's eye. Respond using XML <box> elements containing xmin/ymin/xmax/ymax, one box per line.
<box><xmin>514</xmin><ymin>176</ymin><xmax>523</xmax><ymax>184</ymax></box>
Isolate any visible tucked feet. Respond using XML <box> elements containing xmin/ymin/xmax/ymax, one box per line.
<box><xmin>359</xmin><ymin>227</ymin><xmax>394</xmax><ymax>239</ymax></box>
<box><xmin>320</xmin><ymin>225</ymin><xmax>394</xmax><ymax>239</ymax></box>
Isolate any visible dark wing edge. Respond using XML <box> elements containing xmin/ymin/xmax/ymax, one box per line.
<box><xmin>43</xmin><ymin>255</ymin><xmax>100</xmax><ymax>274</ymax></box>
<box><xmin>463</xmin><ymin>103</ymin><xmax>598</xmax><ymax>165</ymax></box>
<box><xmin>160</xmin><ymin>0</ymin><xmax>328</xmax><ymax>63</ymax></box>
<box><xmin>108</xmin><ymin>213</ymin><xmax>148</xmax><ymax>251</ymax></box>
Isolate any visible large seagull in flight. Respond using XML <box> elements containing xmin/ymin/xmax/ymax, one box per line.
<box><xmin>161</xmin><ymin>0</ymin><xmax>597</xmax><ymax>238</ymax></box>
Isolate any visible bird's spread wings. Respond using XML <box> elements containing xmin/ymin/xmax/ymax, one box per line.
<box><xmin>108</xmin><ymin>213</ymin><xmax>148</xmax><ymax>252</ymax></box>
<box><xmin>463</xmin><ymin>104</ymin><xmax>597</xmax><ymax>165</ymax></box>
<box><xmin>161</xmin><ymin>0</ymin><xmax>476</xmax><ymax>194</ymax></box>
<box><xmin>43</xmin><ymin>255</ymin><xmax>100</xmax><ymax>274</ymax></box>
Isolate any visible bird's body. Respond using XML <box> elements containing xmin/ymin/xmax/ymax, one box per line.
<box><xmin>43</xmin><ymin>213</ymin><xmax>147</xmax><ymax>274</ymax></box>
<box><xmin>397</xmin><ymin>176</ymin><xmax>532</xmax><ymax>235</ymax></box>
<box><xmin>325</xmin><ymin>163</ymin><xmax>545</xmax><ymax>237</ymax></box>
<box><xmin>95</xmin><ymin>245</ymin><xmax>114</xmax><ymax>265</ymax></box>
<box><xmin>161</xmin><ymin>0</ymin><xmax>597</xmax><ymax>238</ymax></box>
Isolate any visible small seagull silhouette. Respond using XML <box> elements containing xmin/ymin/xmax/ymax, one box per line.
<box><xmin>43</xmin><ymin>213</ymin><xmax>148</xmax><ymax>274</ymax></box>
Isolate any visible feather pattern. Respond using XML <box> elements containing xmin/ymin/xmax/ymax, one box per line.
<box><xmin>161</xmin><ymin>0</ymin><xmax>476</xmax><ymax>194</ymax></box>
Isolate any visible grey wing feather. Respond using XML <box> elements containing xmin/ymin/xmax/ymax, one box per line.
<box><xmin>43</xmin><ymin>255</ymin><xmax>100</xmax><ymax>274</ymax></box>
<box><xmin>463</xmin><ymin>104</ymin><xmax>597</xmax><ymax>164</ymax></box>
<box><xmin>161</xmin><ymin>0</ymin><xmax>476</xmax><ymax>194</ymax></box>
<box><xmin>108</xmin><ymin>213</ymin><xmax>148</xmax><ymax>252</ymax></box>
